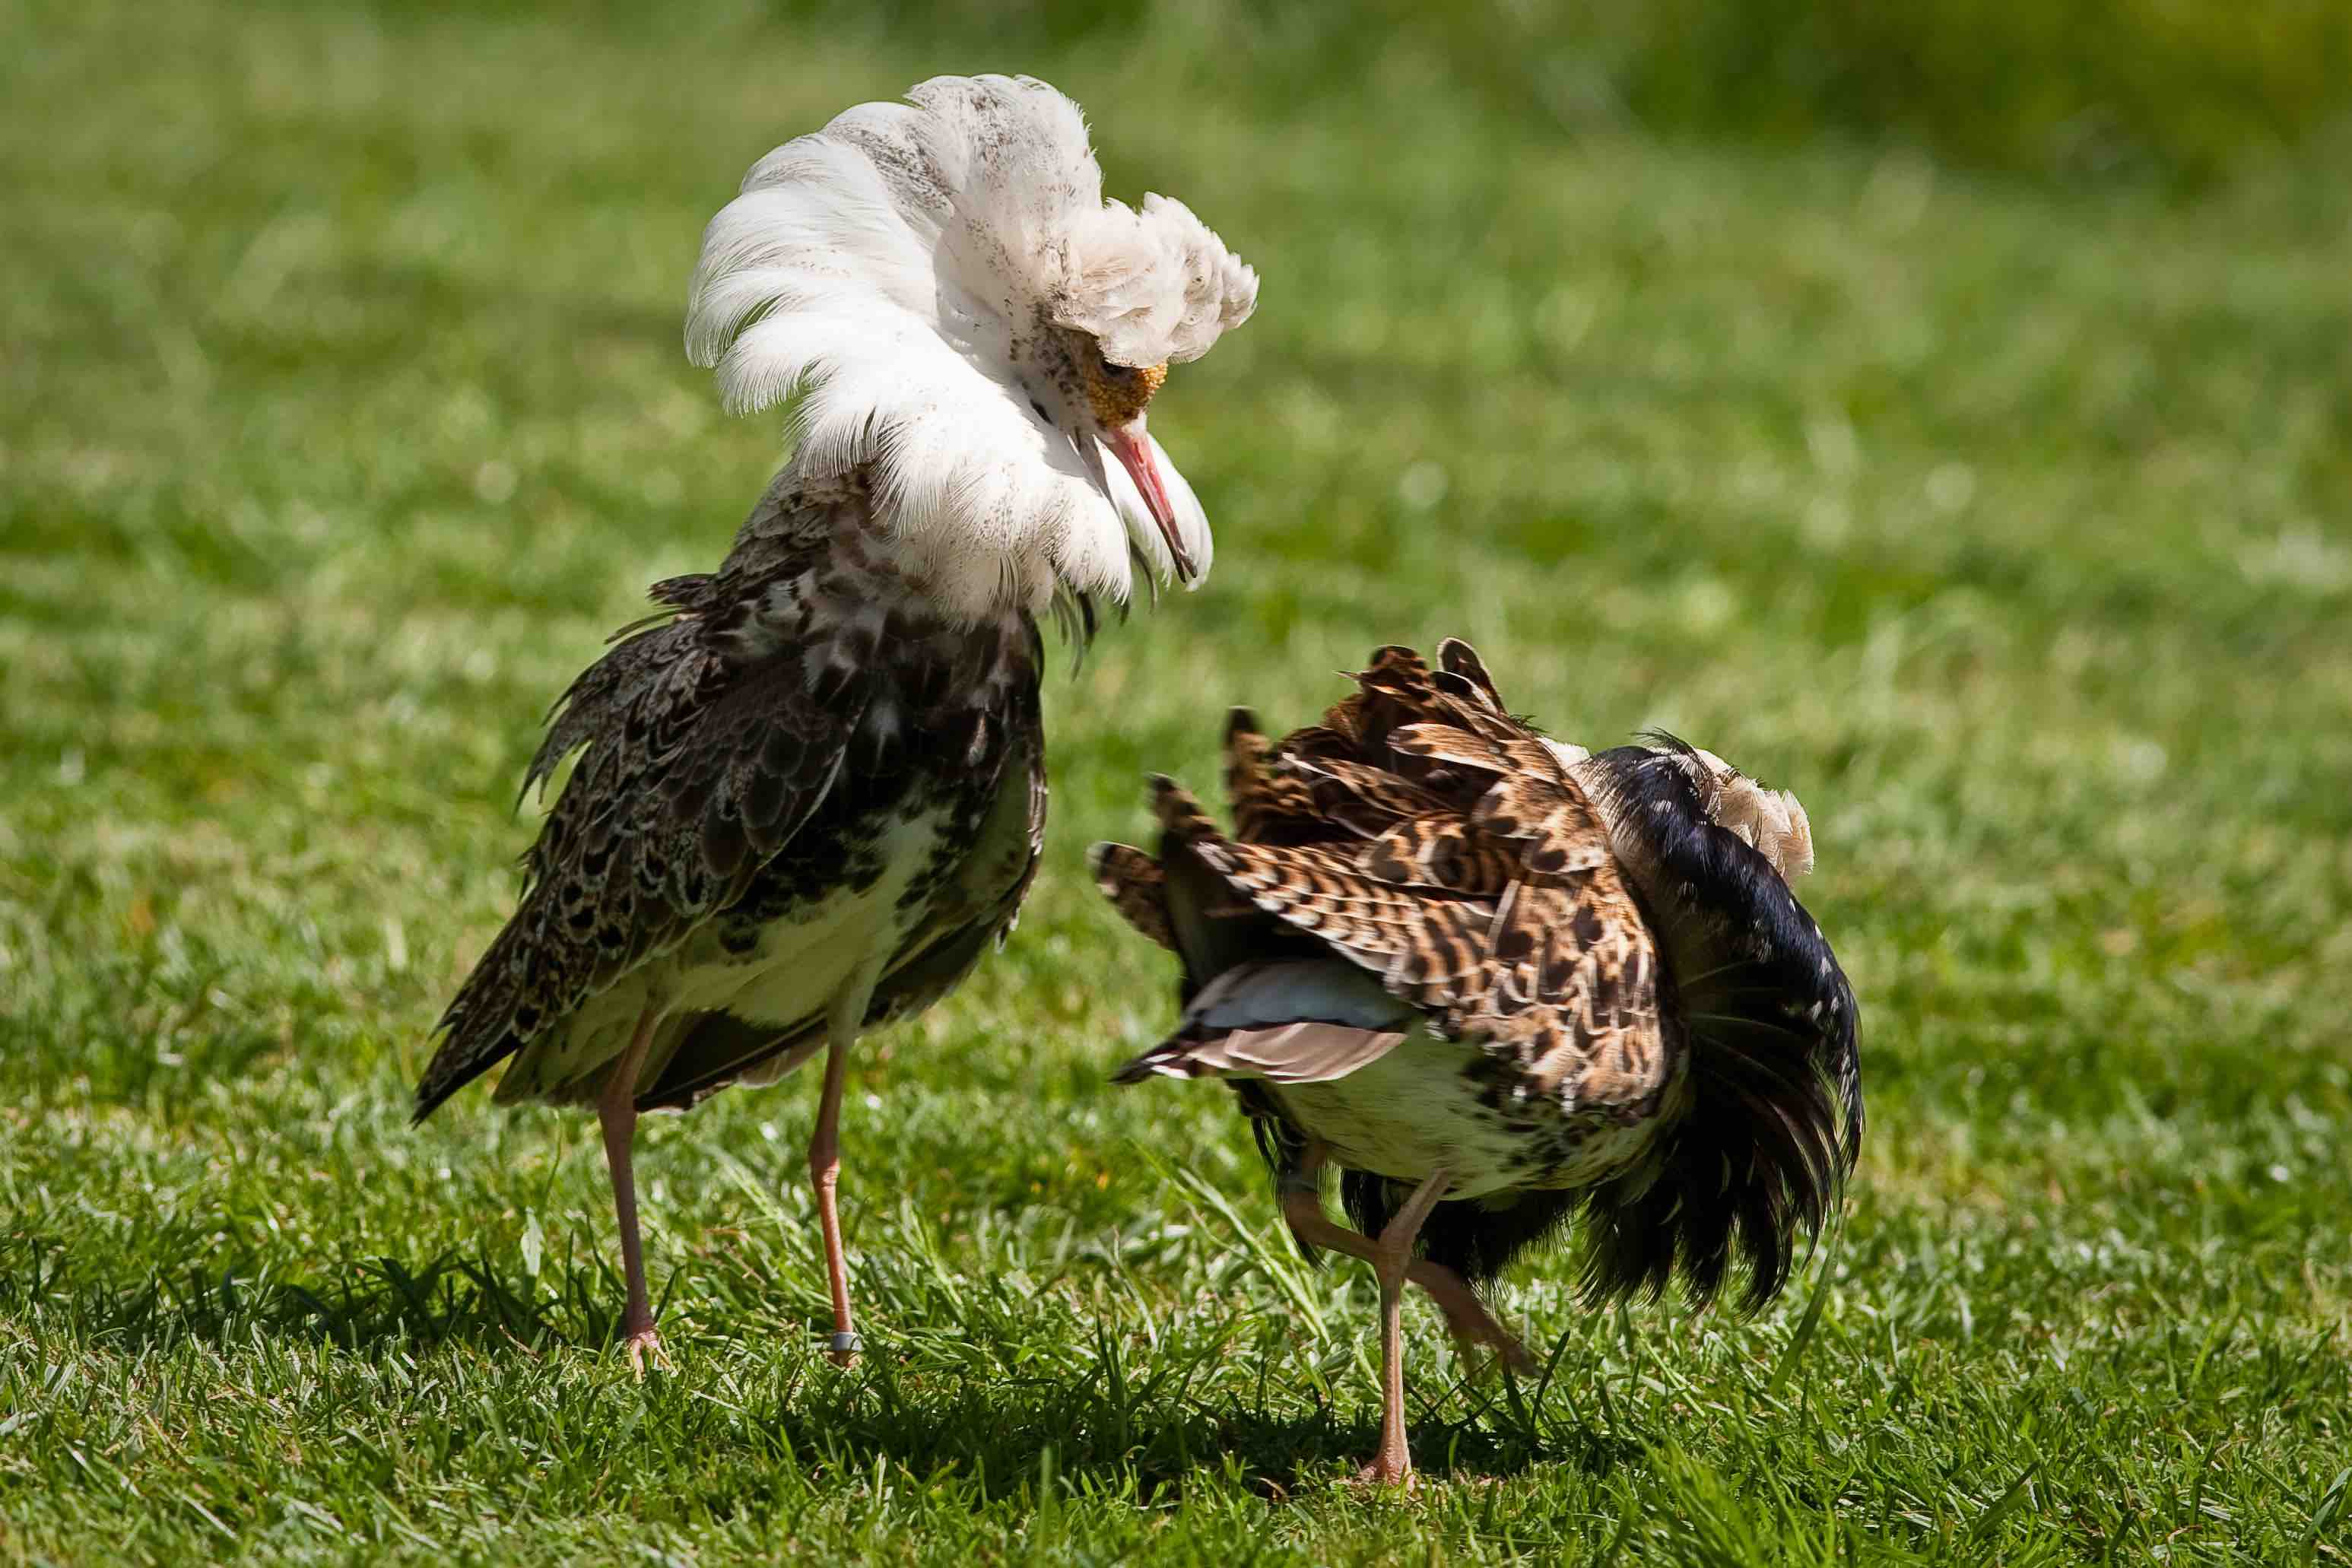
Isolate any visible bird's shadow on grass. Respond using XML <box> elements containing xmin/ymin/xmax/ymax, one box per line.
<box><xmin>14</xmin><ymin>1236</ymin><xmax>1637</xmax><ymax>1497</ymax></box>
<box><xmin>8</xmin><ymin>1238</ymin><xmax>630</xmax><ymax>1363</ymax></box>
<box><xmin>754</xmin><ymin>1336</ymin><xmax>1645</xmax><ymax>1503</ymax></box>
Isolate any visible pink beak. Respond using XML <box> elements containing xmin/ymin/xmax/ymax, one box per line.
<box><xmin>1103</xmin><ymin>420</ymin><xmax>1198</xmax><ymax>582</ymax></box>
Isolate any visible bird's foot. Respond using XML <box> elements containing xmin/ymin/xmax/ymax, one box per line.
<box><xmin>1414</xmin><ymin>1268</ymin><xmax>1536</xmax><ymax>1376</ymax></box>
<box><xmin>1444</xmin><ymin>1314</ymin><xmax>1539</xmax><ymax>1379</ymax></box>
<box><xmin>623</xmin><ymin>1324</ymin><xmax>668</xmax><ymax>1379</ymax></box>
<box><xmin>824</xmin><ymin>1328</ymin><xmax>862</xmax><ymax>1370</ymax></box>
<box><xmin>1351</xmin><ymin>1457</ymin><xmax>1420</xmax><ymax>1493</ymax></box>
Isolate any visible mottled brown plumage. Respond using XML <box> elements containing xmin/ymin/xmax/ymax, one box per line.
<box><xmin>418</xmin><ymin>473</ymin><xmax>1044</xmax><ymax>1122</ymax></box>
<box><xmin>1105</xmin><ymin>645</ymin><xmax>1678</xmax><ymax>1151</ymax></box>
<box><xmin>1089</xmin><ymin>844</ymin><xmax>1176</xmax><ymax>954</ymax></box>
<box><xmin>1094</xmin><ymin>639</ymin><xmax>1861</xmax><ymax>1485</ymax></box>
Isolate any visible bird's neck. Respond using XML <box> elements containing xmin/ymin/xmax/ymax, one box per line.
<box><xmin>779</xmin><ymin>457</ymin><xmax>1068</xmax><ymax>627</ymax></box>
<box><xmin>712</xmin><ymin>465</ymin><xmax>1043</xmax><ymax>686</ymax></box>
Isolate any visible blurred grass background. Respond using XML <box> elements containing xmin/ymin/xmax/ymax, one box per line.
<box><xmin>805</xmin><ymin>0</ymin><xmax>2352</xmax><ymax>184</ymax></box>
<box><xmin>4</xmin><ymin>0</ymin><xmax>2350</xmax><ymax>1563</ymax></box>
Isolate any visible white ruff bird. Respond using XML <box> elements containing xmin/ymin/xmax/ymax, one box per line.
<box><xmin>413</xmin><ymin>75</ymin><xmax>1256</xmax><ymax>1372</ymax></box>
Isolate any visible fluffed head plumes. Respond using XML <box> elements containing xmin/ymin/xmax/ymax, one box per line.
<box><xmin>687</xmin><ymin>75</ymin><xmax>1259</xmax><ymax>622</ymax></box>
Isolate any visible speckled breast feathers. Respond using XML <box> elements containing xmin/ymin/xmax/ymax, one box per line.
<box><xmin>416</xmin><ymin>475</ymin><xmax>1046</xmax><ymax>1119</ymax></box>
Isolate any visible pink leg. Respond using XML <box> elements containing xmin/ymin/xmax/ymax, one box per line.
<box><xmin>597</xmin><ymin>1005</ymin><xmax>666</xmax><ymax>1376</ymax></box>
<box><xmin>808</xmin><ymin>1030</ymin><xmax>859</xmax><ymax>1366</ymax></box>
<box><xmin>1280</xmin><ymin>1148</ymin><xmax>1535</xmax><ymax>1375</ymax></box>
<box><xmin>1358</xmin><ymin>1169</ymin><xmax>1453</xmax><ymax>1488</ymax></box>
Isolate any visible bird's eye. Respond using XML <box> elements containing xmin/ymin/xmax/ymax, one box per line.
<box><xmin>1079</xmin><ymin>352</ymin><xmax>1168</xmax><ymax>427</ymax></box>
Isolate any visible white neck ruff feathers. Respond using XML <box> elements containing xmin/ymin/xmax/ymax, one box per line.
<box><xmin>687</xmin><ymin>75</ymin><xmax>1258</xmax><ymax>621</ymax></box>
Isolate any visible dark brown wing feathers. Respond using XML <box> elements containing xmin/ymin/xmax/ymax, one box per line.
<box><xmin>1100</xmin><ymin>638</ymin><xmax>1666</xmax><ymax>1109</ymax></box>
<box><xmin>414</xmin><ymin>499</ymin><xmax>852</xmax><ymax>1121</ymax></box>
<box><xmin>1224</xmin><ymin>709</ymin><xmax>1325</xmax><ymax>843</ymax></box>
<box><xmin>1092</xmin><ymin>843</ymin><xmax>1176</xmax><ymax>952</ymax></box>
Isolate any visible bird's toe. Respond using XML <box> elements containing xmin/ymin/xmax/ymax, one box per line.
<box><xmin>624</xmin><ymin>1325</ymin><xmax>668</xmax><ymax>1379</ymax></box>
<box><xmin>1351</xmin><ymin>1458</ymin><xmax>1420</xmax><ymax>1493</ymax></box>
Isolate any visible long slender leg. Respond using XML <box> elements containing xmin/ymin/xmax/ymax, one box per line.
<box><xmin>1360</xmin><ymin>1169</ymin><xmax>1452</xmax><ymax>1488</ymax></box>
<box><xmin>1280</xmin><ymin>1145</ymin><xmax>1535</xmax><ymax>1373</ymax></box>
<box><xmin>597</xmin><ymin>1004</ymin><xmax>665</xmax><ymax>1376</ymax></box>
<box><xmin>808</xmin><ymin>1028</ymin><xmax>859</xmax><ymax>1367</ymax></box>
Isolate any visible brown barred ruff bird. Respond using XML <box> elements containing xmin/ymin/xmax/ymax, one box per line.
<box><xmin>1093</xmin><ymin>641</ymin><xmax>1859</xmax><ymax>1485</ymax></box>
<box><xmin>411</xmin><ymin>75</ymin><xmax>1255</xmax><ymax>1373</ymax></box>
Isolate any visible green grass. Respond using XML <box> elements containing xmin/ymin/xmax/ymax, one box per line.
<box><xmin>5</xmin><ymin>2</ymin><xmax>2351</xmax><ymax>1563</ymax></box>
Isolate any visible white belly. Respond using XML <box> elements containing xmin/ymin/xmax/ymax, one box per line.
<box><xmin>1268</xmin><ymin>1030</ymin><xmax>1673</xmax><ymax>1199</ymax></box>
<box><xmin>672</xmin><ymin>807</ymin><xmax>948</xmax><ymax>1024</ymax></box>
<box><xmin>1269</xmin><ymin>1036</ymin><xmax>1539</xmax><ymax>1200</ymax></box>
<box><xmin>497</xmin><ymin>808</ymin><xmax>952</xmax><ymax>1104</ymax></box>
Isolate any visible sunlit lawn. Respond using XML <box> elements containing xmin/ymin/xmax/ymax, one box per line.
<box><xmin>4</xmin><ymin>2</ymin><xmax>2349</xmax><ymax>1562</ymax></box>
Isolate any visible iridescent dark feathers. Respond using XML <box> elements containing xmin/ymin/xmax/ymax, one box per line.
<box><xmin>1569</xmin><ymin>738</ymin><xmax>1861</xmax><ymax>1309</ymax></box>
